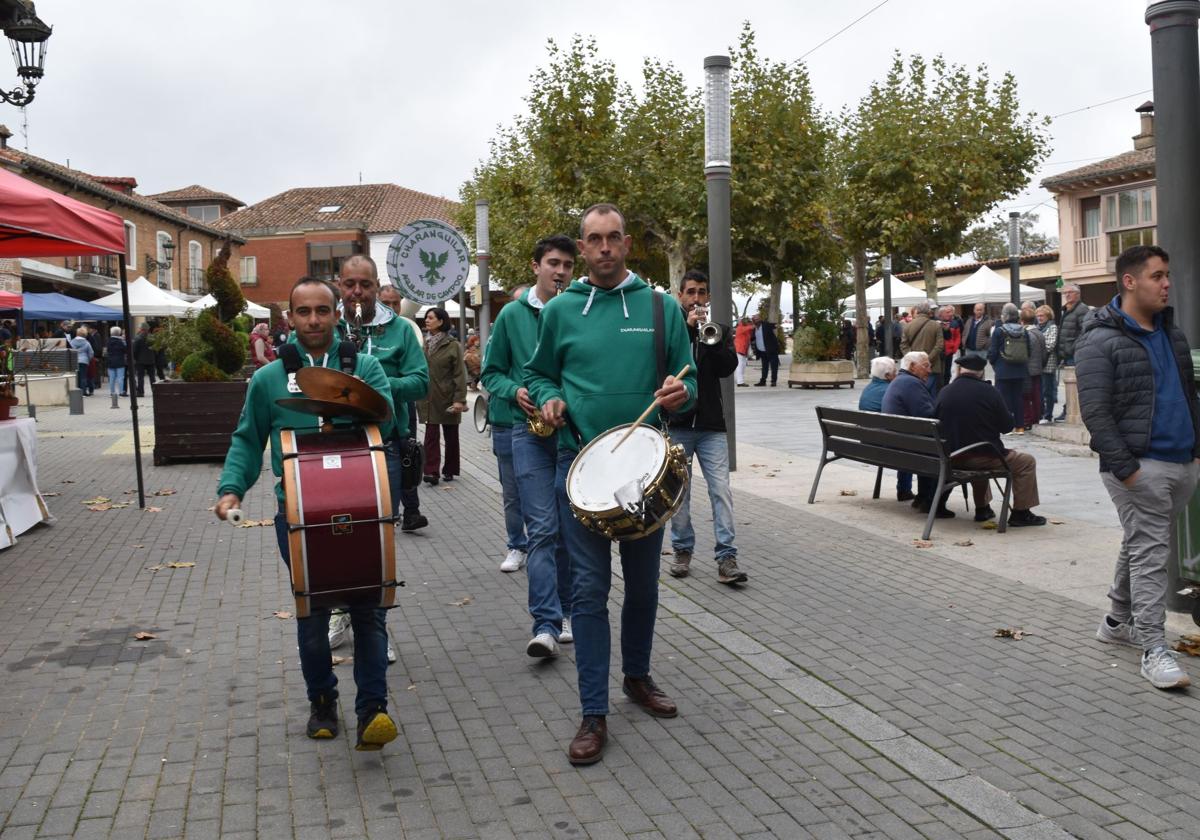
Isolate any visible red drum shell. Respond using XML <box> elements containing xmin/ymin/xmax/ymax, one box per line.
<box><xmin>280</xmin><ymin>424</ymin><xmax>396</xmax><ymax>618</ymax></box>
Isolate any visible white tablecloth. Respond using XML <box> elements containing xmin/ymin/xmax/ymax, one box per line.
<box><xmin>0</xmin><ymin>418</ymin><xmax>52</xmax><ymax>550</ymax></box>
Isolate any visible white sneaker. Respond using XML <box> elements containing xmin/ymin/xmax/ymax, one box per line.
<box><xmin>1142</xmin><ymin>645</ymin><xmax>1190</xmax><ymax>689</ymax></box>
<box><xmin>558</xmin><ymin>617</ymin><xmax>574</xmax><ymax>645</ymax></box>
<box><xmin>526</xmin><ymin>632</ymin><xmax>558</xmax><ymax>658</ymax></box>
<box><xmin>328</xmin><ymin>612</ymin><xmax>351</xmax><ymax>650</ymax></box>
<box><xmin>500</xmin><ymin>549</ymin><xmax>526</xmax><ymax>573</ymax></box>
<box><xmin>1096</xmin><ymin>615</ymin><xmax>1139</xmax><ymax>648</ymax></box>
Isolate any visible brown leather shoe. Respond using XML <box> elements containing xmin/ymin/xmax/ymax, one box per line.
<box><xmin>567</xmin><ymin>715</ymin><xmax>607</xmax><ymax>765</ymax></box>
<box><xmin>622</xmin><ymin>675</ymin><xmax>678</xmax><ymax>718</ymax></box>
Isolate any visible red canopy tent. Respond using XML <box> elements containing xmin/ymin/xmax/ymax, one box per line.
<box><xmin>0</xmin><ymin>290</ymin><xmax>21</xmax><ymax>309</ymax></box>
<box><xmin>0</xmin><ymin>166</ymin><xmax>147</xmax><ymax>507</ymax></box>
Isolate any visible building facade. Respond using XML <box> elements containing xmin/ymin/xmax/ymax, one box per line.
<box><xmin>1041</xmin><ymin>103</ymin><xmax>1157</xmax><ymax>307</ymax></box>
<box><xmin>213</xmin><ymin>184</ymin><xmax>458</xmax><ymax>307</ymax></box>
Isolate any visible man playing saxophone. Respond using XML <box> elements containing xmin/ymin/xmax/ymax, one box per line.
<box><xmin>480</xmin><ymin>235</ymin><xmax>578</xmax><ymax>658</ymax></box>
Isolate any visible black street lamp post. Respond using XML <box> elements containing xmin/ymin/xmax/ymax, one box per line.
<box><xmin>0</xmin><ymin>3</ymin><xmax>51</xmax><ymax>107</ymax></box>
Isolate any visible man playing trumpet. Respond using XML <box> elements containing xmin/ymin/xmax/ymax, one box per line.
<box><xmin>524</xmin><ymin>204</ymin><xmax>697</xmax><ymax>766</ymax></box>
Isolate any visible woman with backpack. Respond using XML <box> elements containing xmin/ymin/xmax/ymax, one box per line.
<box><xmin>1020</xmin><ymin>308</ymin><xmax>1046</xmax><ymax>429</ymax></box>
<box><xmin>988</xmin><ymin>303</ymin><xmax>1032</xmax><ymax>434</ymax></box>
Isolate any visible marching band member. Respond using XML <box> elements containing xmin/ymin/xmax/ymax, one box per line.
<box><xmin>524</xmin><ymin>204</ymin><xmax>697</xmax><ymax>765</ymax></box>
<box><xmin>214</xmin><ymin>277</ymin><xmax>400</xmax><ymax>752</ymax></box>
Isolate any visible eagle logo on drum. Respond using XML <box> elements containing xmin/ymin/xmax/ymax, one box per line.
<box><xmin>419</xmin><ymin>249</ymin><xmax>449</xmax><ymax>286</ymax></box>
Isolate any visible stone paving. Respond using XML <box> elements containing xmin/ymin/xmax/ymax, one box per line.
<box><xmin>0</xmin><ymin>376</ymin><xmax>1198</xmax><ymax>839</ymax></box>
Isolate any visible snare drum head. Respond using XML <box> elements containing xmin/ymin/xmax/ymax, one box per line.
<box><xmin>568</xmin><ymin>424</ymin><xmax>666</xmax><ymax>512</ymax></box>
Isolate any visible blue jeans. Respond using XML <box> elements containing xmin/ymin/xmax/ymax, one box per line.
<box><xmin>108</xmin><ymin>366</ymin><xmax>126</xmax><ymax>396</ymax></box>
<box><xmin>491</xmin><ymin>426</ymin><xmax>527</xmax><ymax>552</ymax></box>
<box><xmin>1041</xmin><ymin>372</ymin><xmax>1057</xmax><ymax>420</ymax></box>
<box><xmin>512</xmin><ymin>426</ymin><xmax>572</xmax><ymax>635</ymax></box>
<box><xmin>997</xmin><ymin>378</ymin><xmax>1025</xmax><ymax>428</ymax></box>
<box><xmin>897</xmin><ymin>471</ymin><xmax>913</xmax><ymax>494</ymax></box>
<box><xmin>273</xmin><ymin>511</ymin><xmax>389</xmax><ymax>717</ymax></box>
<box><xmin>668</xmin><ymin>428</ymin><xmax>736</xmax><ymax>561</ymax></box>
<box><xmin>557</xmin><ymin>447</ymin><xmax>663</xmax><ymax>716</ymax></box>
<box><xmin>76</xmin><ymin>363</ymin><xmax>92</xmax><ymax>395</ymax></box>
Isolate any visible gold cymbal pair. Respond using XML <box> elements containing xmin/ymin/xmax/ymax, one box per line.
<box><xmin>275</xmin><ymin>367</ymin><xmax>391</xmax><ymax>422</ymax></box>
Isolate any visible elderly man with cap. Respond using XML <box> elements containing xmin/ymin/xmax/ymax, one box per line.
<box><xmin>933</xmin><ymin>354</ymin><xmax>1046</xmax><ymax>527</ymax></box>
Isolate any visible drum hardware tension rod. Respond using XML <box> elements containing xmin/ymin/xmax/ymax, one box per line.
<box><xmin>287</xmin><ymin>515</ymin><xmax>400</xmax><ymax>532</ymax></box>
<box><xmin>610</xmin><ymin>364</ymin><xmax>691</xmax><ymax>454</ymax></box>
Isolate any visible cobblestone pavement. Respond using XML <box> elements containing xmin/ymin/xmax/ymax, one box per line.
<box><xmin>0</xmin><ymin>385</ymin><xmax>1198</xmax><ymax>839</ymax></box>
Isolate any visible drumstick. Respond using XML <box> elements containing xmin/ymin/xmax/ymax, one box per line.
<box><xmin>227</xmin><ymin>508</ymin><xmax>244</xmax><ymax>526</ymax></box>
<box><xmin>610</xmin><ymin>364</ymin><xmax>691</xmax><ymax>454</ymax></box>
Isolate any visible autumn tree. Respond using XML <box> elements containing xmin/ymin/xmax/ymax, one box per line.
<box><xmin>960</xmin><ymin>212</ymin><xmax>1057</xmax><ymax>262</ymax></box>
<box><xmin>841</xmin><ymin>54</ymin><xmax>1050</xmax><ymax>298</ymax></box>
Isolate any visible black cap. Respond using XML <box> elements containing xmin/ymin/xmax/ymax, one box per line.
<box><xmin>955</xmin><ymin>355</ymin><xmax>986</xmax><ymax>371</ymax></box>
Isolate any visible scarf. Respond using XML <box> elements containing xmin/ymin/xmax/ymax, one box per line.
<box><xmin>425</xmin><ymin>330</ymin><xmax>450</xmax><ymax>355</ymax></box>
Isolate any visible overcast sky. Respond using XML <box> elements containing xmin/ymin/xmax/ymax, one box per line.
<box><xmin>7</xmin><ymin>0</ymin><xmax>1162</xmax><ymax>246</ymax></box>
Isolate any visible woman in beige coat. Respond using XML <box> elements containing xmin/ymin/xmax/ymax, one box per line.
<box><xmin>417</xmin><ymin>307</ymin><xmax>466</xmax><ymax>484</ymax></box>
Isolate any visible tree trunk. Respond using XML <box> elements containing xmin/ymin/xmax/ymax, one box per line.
<box><xmin>853</xmin><ymin>250</ymin><xmax>870</xmax><ymax>379</ymax></box>
<box><xmin>665</xmin><ymin>243</ymin><xmax>687</xmax><ymax>296</ymax></box>
<box><xmin>923</xmin><ymin>255</ymin><xmax>938</xmax><ymax>301</ymax></box>
<box><xmin>791</xmin><ymin>275</ymin><xmax>801</xmax><ymax>336</ymax></box>
<box><xmin>767</xmin><ymin>263</ymin><xmax>783</xmax><ymax>324</ymax></box>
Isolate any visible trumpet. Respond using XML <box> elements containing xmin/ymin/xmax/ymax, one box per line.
<box><xmin>526</xmin><ymin>411</ymin><xmax>557</xmax><ymax>438</ymax></box>
<box><xmin>694</xmin><ymin>305</ymin><xmax>723</xmax><ymax>346</ymax></box>
<box><xmin>348</xmin><ymin>302</ymin><xmax>365</xmax><ymax>349</ymax></box>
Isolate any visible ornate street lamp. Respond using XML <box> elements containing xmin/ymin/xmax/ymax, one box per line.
<box><xmin>145</xmin><ymin>239</ymin><xmax>176</xmax><ymax>276</ymax></box>
<box><xmin>1</xmin><ymin>5</ymin><xmax>51</xmax><ymax>107</ymax></box>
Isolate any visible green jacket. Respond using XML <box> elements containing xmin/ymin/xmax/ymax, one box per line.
<box><xmin>216</xmin><ymin>349</ymin><xmax>396</xmax><ymax>504</ymax></box>
<box><xmin>286</xmin><ymin>307</ymin><xmax>428</xmax><ymax>438</ymax></box>
<box><xmin>523</xmin><ymin>273</ymin><xmax>696</xmax><ymax>450</ymax></box>
<box><xmin>480</xmin><ymin>286</ymin><xmax>542</xmax><ymax>428</ymax></box>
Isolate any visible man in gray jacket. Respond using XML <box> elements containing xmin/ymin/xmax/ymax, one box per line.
<box><xmin>1054</xmin><ymin>283</ymin><xmax>1089</xmax><ymax>420</ymax></box>
<box><xmin>1077</xmin><ymin>245</ymin><xmax>1200</xmax><ymax>690</ymax></box>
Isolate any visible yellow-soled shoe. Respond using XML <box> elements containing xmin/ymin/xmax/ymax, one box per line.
<box><xmin>355</xmin><ymin>710</ymin><xmax>397</xmax><ymax>751</ymax></box>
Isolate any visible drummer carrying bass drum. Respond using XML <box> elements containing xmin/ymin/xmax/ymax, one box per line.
<box><xmin>524</xmin><ymin>203</ymin><xmax>697</xmax><ymax>766</ymax></box>
<box><xmin>214</xmin><ymin>276</ymin><xmax>401</xmax><ymax>752</ymax></box>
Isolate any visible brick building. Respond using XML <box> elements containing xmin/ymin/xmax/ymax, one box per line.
<box><xmin>213</xmin><ymin>183</ymin><xmax>458</xmax><ymax>306</ymax></box>
<box><xmin>0</xmin><ymin>125</ymin><xmax>245</xmax><ymax>299</ymax></box>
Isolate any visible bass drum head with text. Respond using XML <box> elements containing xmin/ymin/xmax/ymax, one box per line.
<box><xmin>568</xmin><ymin>424</ymin><xmax>667</xmax><ymax>513</ymax></box>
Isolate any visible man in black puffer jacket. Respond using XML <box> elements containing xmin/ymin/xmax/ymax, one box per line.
<box><xmin>1076</xmin><ymin>244</ymin><xmax>1200</xmax><ymax>691</ymax></box>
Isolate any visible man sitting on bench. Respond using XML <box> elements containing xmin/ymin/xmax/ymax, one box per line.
<box><xmin>934</xmin><ymin>355</ymin><xmax>1046</xmax><ymax>527</ymax></box>
<box><xmin>883</xmin><ymin>352</ymin><xmax>953</xmax><ymax>519</ymax></box>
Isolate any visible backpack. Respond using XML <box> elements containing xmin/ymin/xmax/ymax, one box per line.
<box><xmin>1000</xmin><ymin>329</ymin><xmax>1029</xmax><ymax>364</ymax></box>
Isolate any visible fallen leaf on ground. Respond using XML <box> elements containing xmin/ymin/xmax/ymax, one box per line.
<box><xmin>839</xmin><ymin>489</ymin><xmax>857</xmax><ymax>496</ymax></box>
<box><xmin>1050</xmin><ymin>519</ymin><xmax>1065</xmax><ymax>525</ymax></box>
<box><xmin>331</xmin><ymin>655</ymin><xmax>349</xmax><ymax>666</ymax></box>
<box><xmin>87</xmin><ymin>504</ymin><xmax>112</xmax><ymax>511</ymax></box>
<box><xmin>109</xmin><ymin>502</ymin><xmax>130</xmax><ymax>509</ymax></box>
<box><xmin>450</xmin><ymin>596</ymin><xmax>473</xmax><ymax>607</ymax></box>
<box><xmin>994</xmin><ymin>628</ymin><xmax>1029</xmax><ymax>640</ymax></box>
<box><xmin>131</xmin><ymin>544</ymin><xmax>144</xmax><ymax>549</ymax></box>
<box><xmin>236</xmin><ymin>519</ymin><xmax>273</xmax><ymax>528</ymax></box>
<box><xmin>1173</xmin><ymin>635</ymin><xmax>1200</xmax><ymax>656</ymax></box>
<box><xmin>41</xmin><ymin>492</ymin><xmax>59</xmax><ymax>497</ymax></box>
<box><xmin>954</xmin><ymin>540</ymin><xmax>974</xmax><ymax>547</ymax></box>
<box><xmin>146</xmin><ymin>561</ymin><xmax>195</xmax><ymax>571</ymax></box>
<box><xmin>133</xmin><ymin>631</ymin><xmax>156</xmax><ymax>641</ymax></box>
<box><xmin>61</xmin><ymin>479</ymin><xmax>75</xmax><ymax>484</ymax></box>
<box><xmin>912</xmin><ymin>539</ymin><xmax>933</xmax><ymax>548</ymax></box>
<box><xmin>205</xmin><ymin>505</ymin><xmax>215</xmax><ymax>512</ymax></box>
<box><xmin>981</xmin><ymin>521</ymin><xmax>998</xmax><ymax>530</ymax></box>
<box><xmin>82</xmin><ymin>496</ymin><xmax>111</xmax><ymax>505</ymax></box>
<box><xmin>406</xmin><ymin>684</ymin><xmax>416</xmax><ymax>691</ymax></box>
<box><xmin>272</xmin><ymin>610</ymin><xmax>292</xmax><ymax>620</ymax></box>
<box><xmin>750</xmin><ymin>463</ymin><xmax>766</xmax><ymax>468</ymax></box>
<box><xmin>145</xmin><ymin>506</ymin><xmax>163</xmax><ymax>513</ymax></box>
<box><xmin>124</xmin><ymin>490</ymin><xmax>137</xmax><ymax>495</ymax></box>
<box><xmin>153</xmin><ymin>489</ymin><xmax>177</xmax><ymax>496</ymax></box>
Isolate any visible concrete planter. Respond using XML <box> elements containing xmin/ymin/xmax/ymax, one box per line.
<box><xmin>13</xmin><ymin>374</ymin><xmax>72</xmax><ymax>406</ymax></box>
<box><xmin>787</xmin><ymin>360</ymin><xmax>856</xmax><ymax>389</ymax></box>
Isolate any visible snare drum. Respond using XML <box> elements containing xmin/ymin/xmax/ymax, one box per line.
<box><xmin>280</xmin><ymin>423</ymin><xmax>399</xmax><ymax>617</ymax></box>
<box><xmin>566</xmin><ymin>423</ymin><xmax>689</xmax><ymax>541</ymax></box>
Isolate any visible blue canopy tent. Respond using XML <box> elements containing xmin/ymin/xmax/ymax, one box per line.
<box><xmin>19</xmin><ymin>292</ymin><xmax>123</xmax><ymax>321</ymax></box>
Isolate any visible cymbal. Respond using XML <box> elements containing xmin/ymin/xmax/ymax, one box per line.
<box><xmin>275</xmin><ymin>398</ymin><xmax>380</xmax><ymax>421</ymax></box>
<box><xmin>294</xmin><ymin>367</ymin><xmax>391</xmax><ymax>421</ymax></box>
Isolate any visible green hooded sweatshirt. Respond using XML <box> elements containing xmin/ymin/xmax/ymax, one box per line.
<box><xmin>285</xmin><ymin>305</ymin><xmax>428</xmax><ymax>438</ymax></box>
<box><xmin>523</xmin><ymin>273</ymin><xmax>696</xmax><ymax>450</ymax></box>
<box><xmin>480</xmin><ymin>285</ymin><xmax>543</xmax><ymax>428</ymax></box>
<box><xmin>216</xmin><ymin>349</ymin><xmax>396</xmax><ymax>505</ymax></box>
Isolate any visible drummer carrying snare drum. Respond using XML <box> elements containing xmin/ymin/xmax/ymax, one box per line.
<box><xmin>215</xmin><ymin>276</ymin><xmax>401</xmax><ymax>752</ymax></box>
<box><xmin>524</xmin><ymin>203</ymin><xmax>697</xmax><ymax>766</ymax></box>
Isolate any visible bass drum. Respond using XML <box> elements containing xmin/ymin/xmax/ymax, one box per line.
<box><xmin>566</xmin><ymin>423</ymin><xmax>688</xmax><ymax>541</ymax></box>
<box><xmin>280</xmin><ymin>423</ymin><xmax>400</xmax><ymax>618</ymax></box>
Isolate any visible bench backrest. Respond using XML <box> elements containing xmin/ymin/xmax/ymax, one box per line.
<box><xmin>815</xmin><ymin>405</ymin><xmax>949</xmax><ymax>475</ymax></box>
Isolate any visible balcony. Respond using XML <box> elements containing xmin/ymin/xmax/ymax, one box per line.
<box><xmin>1073</xmin><ymin>236</ymin><xmax>1101</xmax><ymax>267</ymax></box>
<box><xmin>185</xmin><ymin>268</ymin><xmax>206</xmax><ymax>296</ymax></box>
<box><xmin>73</xmin><ymin>255</ymin><xmax>118</xmax><ymax>280</ymax></box>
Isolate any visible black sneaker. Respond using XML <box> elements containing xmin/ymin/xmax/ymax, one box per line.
<box><xmin>307</xmin><ymin>694</ymin><xmax>338</xmax><ymax>739</ymax></box>
<box><xmin>934</xmin><ymin>506</ymin><xmax>955</xmax><ymax>519</ymax></box>
<box><xmin>401</xmin><ymin>511</ymin><xmax>428</xmax><ymax>532</ymax></box>
<box><xmin>356</xmin><ymin>707</ymin><xmax>398</xmax><ymax>752</ymax></box>
<box><xmin>1008</xmin><ymin>509</ymin><xmax>1047</xmax><ymax>527</ymax></box>
<box><xmin>897</xmin><ymin>490</ymin><xmax>915</xmax><ymax>502</ymax></box>
<box><xmin>974</xmin><ymin>505</ymin><xmax>996</xmax><ymax>522</ymax></box>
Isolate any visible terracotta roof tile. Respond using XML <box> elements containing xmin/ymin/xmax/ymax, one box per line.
<box><xmin>147</xmin><ymin>184</ymin><xmax>245</xmax><ymax>207</ymax></box>
<box><xmin>894</xmin><ymin>251</ymin><xmax>1059</xmax><ymax>281</ymax></box>
<box><xmin>1041</xmin><ymin>148</ymin><xmax>1155</xmax><ymax>191</ymax></box>
<box><xmin>213</xmin><ymin>183</ymin><xmax>458</xmax><ymax>235</ymax></box>
<box><xmin>0</xmin><ymin>148</ymin><xmax>244</xmax><ymax>242</ymax></box>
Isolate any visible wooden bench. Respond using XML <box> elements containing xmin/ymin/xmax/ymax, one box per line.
<box><xmin>808</xmin><ymin>406</ymin><xmax>1013</xmax><ymax>540</ymax></box>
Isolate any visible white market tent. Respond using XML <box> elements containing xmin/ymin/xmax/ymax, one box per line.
<box><xmin>186</xmin><ymin>293</ymin><xmax>271</xmax><ymax>319</ymax></box>
<box><xmin>840</xmin><ymin>274</ymin><xmax>929</xmax><ymax>312</ymax></box>
<box><xmin>938</xmin><ymin>265</ymin><xmax>1044</xmax><ymax>305</ymax></box>
<box><xmin>93</xmin><ymin>276</ymin><xmax>194</xmax><ymax>317</ymax></box>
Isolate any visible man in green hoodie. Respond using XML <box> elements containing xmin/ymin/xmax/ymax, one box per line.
<box><xmin>214</xmin><ymin>276</ymin><xmax>401</xmax><ymax>753</ymax></box>
<box><xmin>525</xmin><ymin>203</ymin><xmax>697</xmax><ymax>766</ymax></box>
<box><xmin>481</xmin><ymin>234</ymin><xmax>577</xmax><ymax>660</ymax></box>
